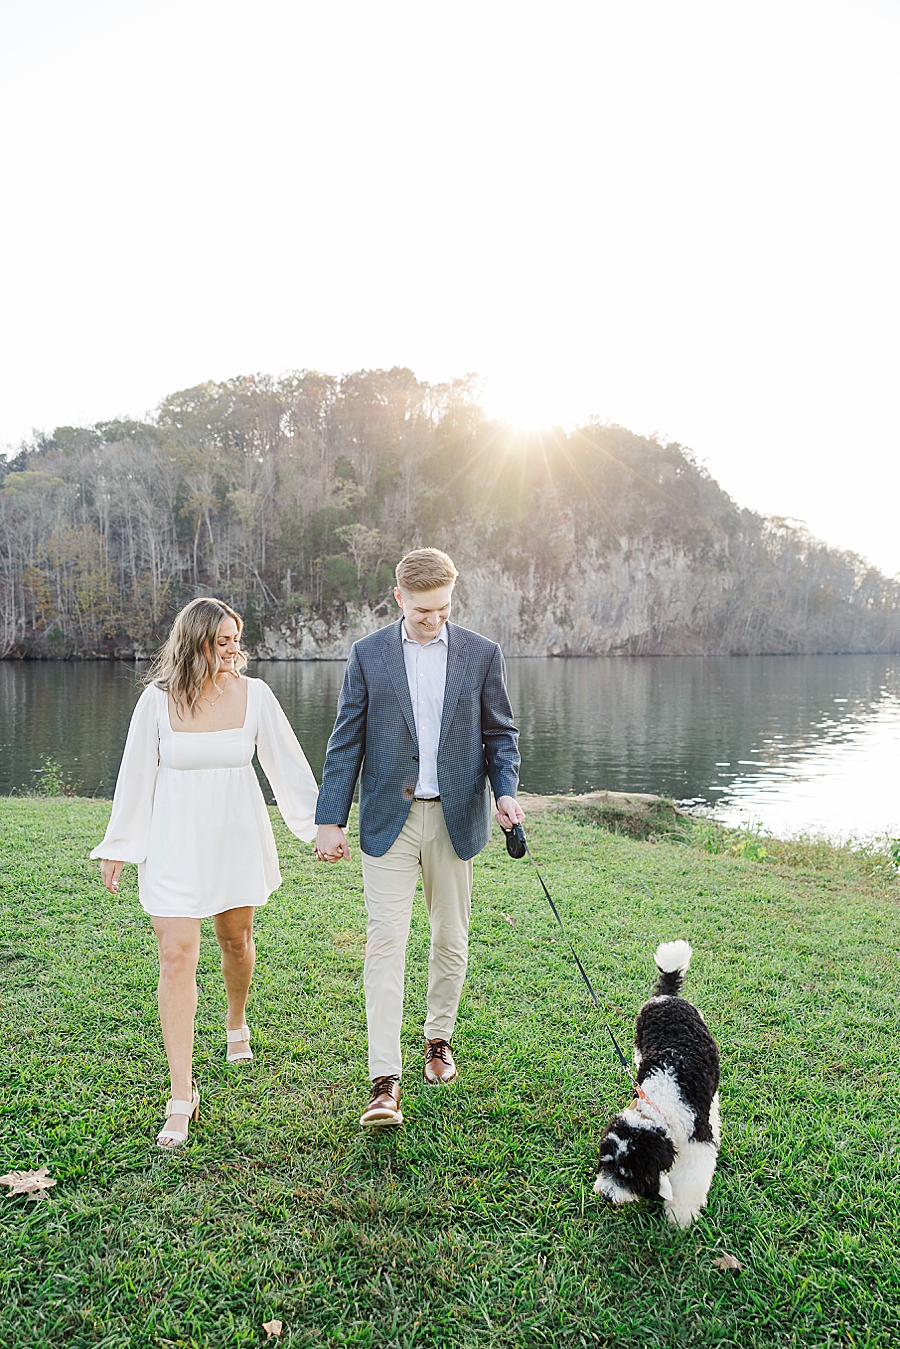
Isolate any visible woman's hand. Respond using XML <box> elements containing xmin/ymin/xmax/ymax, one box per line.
<box><xmin>315</xmin><ymin>825</ymin><xmax>350</xmax><ymax>862</ymax></box>
<box><xmin>100</xmin><ymin>859</ymin><xmax>125</xmax><ymax>895</ymax></box>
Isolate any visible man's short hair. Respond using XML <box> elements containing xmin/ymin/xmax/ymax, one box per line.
<box><xmin>395</xmin><ymin>547</ymin><xmax>459</xmax><ymax>594</ymax></box>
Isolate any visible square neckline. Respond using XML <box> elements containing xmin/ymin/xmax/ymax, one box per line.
<box><xmin>164</xmin><ymin>678</ymin><xmax>251</xmax><ymax>734</ymax></box>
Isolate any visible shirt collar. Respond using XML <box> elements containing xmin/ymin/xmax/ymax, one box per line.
<box><xmin>401</xmin><ymin>620</ymin><xmax>449</xmax><ymax>647</ymax></box>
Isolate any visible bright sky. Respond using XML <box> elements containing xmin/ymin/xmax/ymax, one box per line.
<box><xmin>2</xmin><ymin>0</ymin><xmax>898</xmax><ymax>574</ymax></box>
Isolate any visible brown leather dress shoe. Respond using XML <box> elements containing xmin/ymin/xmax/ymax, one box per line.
<box><xmin>424</xmin><ymin>1038</ymin><xmax>458</xmax><ymax>1083</ymax></box>
<box><xmin>360</xmin><ymin>1074</ymin><xmax>403</xmax><ymax>1128</ymax></box>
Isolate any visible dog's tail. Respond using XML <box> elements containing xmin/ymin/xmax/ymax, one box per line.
<box><xmin>653</xmin><ymin>940</ymin><xmax>692</xmax><ymax>997</ymax></box>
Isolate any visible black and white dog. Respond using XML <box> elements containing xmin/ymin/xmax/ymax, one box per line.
<box><xmin>594</xmin><ymin>941</ymin><xmax>720</xmax><ymax>1229</ymax></box>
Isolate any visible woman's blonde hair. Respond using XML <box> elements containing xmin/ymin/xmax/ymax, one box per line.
<box><xmin>146</xmin><ymin>597</ymin><xmax>247</xmax><ymax>715</ymax></box>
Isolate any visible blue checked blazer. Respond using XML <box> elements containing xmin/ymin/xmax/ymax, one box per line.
<box><xmin>315</xmin><ymin>618</ymin><xmax>520</xmax><ymax>859</ymax></box>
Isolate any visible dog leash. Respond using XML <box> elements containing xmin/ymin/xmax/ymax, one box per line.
<box><xmin>505</xmin><ymin>821</ymin><xmax>651</xmax><ymax>1104</ymax></box>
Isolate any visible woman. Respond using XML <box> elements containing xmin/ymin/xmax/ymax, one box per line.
<box><xmin>91</xmin><ymin>597</ymin><xmax>318</xmax><ymax>1149</ymax></box>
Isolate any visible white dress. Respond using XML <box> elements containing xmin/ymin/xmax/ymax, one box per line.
<box><xmin>90</xmin><ymin>678</ymin><xmax>319</xmax><ymax>918</ymax></box>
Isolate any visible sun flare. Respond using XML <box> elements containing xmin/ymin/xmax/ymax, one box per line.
<box><xmin>480</xmin><ymin>377</ymin><xmax>585</xmax><ymax>434</ymax></box>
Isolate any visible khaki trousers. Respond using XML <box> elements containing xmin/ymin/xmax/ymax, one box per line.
<box><xmin>360</xmin><ymin>800</ymin><xmax>474</xmax><ymax>1079</ymax></box>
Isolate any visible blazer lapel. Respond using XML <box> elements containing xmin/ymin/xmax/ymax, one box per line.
<box><xmin>383</xmin><ymin>618</ymin><xmax>418</xmax><ymax>743</ymax></box>
<box><xmin>439</xmin><ymin>623</ymin><xmax>470</xmax><ymax>752</ymax></box>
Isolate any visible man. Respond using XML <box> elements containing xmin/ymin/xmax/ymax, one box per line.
<box><xmin>315</xmin><ymin>547</ymin><xmax>523</xmax><ymax>1127</ymax></box>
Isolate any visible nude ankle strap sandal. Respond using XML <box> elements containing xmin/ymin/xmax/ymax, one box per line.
<box><xmin>226</xmin><ymin>1025</ymin><xmax>253</xmax><ymax>1062</ymax></box>
<box><xmin>156</xmin><ymin>1083</ymin><xmax>200</xmax><ymax>1150</ymax></box>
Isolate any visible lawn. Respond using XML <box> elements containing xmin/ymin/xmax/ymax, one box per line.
<box><xmin>1</xmin><ymin>796</ymin><xmax>898</xmax><ymax>1348</ymax></box>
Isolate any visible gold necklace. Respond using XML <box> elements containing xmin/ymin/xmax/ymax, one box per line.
<box><xmin>199</xmin><ymin>677</ymin><xmax>226</xmax><ymax>709</ymax></box>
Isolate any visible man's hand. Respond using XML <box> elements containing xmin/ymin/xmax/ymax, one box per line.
<box><xmin>315</xmin><ymin>824</ymin><xmax>350</xmax><ymax>863</ymax></box>
<box><xmin>100</xmin><ymin>859</ymin><xmax>125</xmax><ymax>895</ymax></box>
<box><xmin>494</xmin><ymin>796</ymin><xmax>525</xmax><ymax>831</ymax></box>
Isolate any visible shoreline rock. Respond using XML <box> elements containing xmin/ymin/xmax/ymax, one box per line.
<box><xmin>517</xmin><ymin>790</ymin><xmax>690</xmax><ymax>840</ymax></box>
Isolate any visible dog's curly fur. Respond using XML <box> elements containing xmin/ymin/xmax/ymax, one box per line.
<box><xmin>594</xmin><ymin>941</ymin><xmax>720</xmax><ymax>1228</ymax></box>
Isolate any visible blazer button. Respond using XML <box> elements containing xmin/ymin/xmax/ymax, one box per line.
<box><xmin>413</xmin><ymin>755</ymin><xmax>419</xmax><ymax>761</ymax></box>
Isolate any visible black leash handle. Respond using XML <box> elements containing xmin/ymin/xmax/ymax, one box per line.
<box><xmin>505</xmin><ymin>822</ymin><xmax>640</xmax><ymax>1091</ymax></box>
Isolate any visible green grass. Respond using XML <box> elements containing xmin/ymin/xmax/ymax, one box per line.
<box><xmin>1</xmin><ymin>798</ymin><xmax>899</xmax><ymax>1348</ymax></box>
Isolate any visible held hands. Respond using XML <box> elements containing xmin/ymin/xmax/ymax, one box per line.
<box><xmin>100</xmin><ymin>859</ymin><xmax>125</xmax><ymax>895</ymax></box>
<box><xmin>494</xmin><ymin>795</ymin><xmax>525</xmax><ymax>832</ymax></box>
<box><xmin>315</xmin><ymin>825</ymin><xmax>350</xmax><ymax>863</ymax></box>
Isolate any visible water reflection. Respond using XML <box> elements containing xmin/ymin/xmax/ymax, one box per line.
<box><xmin>508</xmin><ymin>654</ymin><xmax>897</xmax><ymax>786</ymax></box>
<box><xmin>0</xmin><ymin>660</ymin><xmax>347</xmax><ymax>798</ymax></box>
<box><xmin>1</xmin><ymin>654</ymin><xmax>898</xmax><ymax>838</ymax></box>
<box><xmin>712</xmin><ymin>704</ymin><xmax>900</xmax><ymax>838</ymax></box>
<box><xmin>0</xmin><ymin>661</ymin><xmax>146</xmax><ymax>798</ymax></box>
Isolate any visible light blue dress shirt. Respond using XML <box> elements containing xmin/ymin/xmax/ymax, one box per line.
<box><xmin>401</xmin><ymin>621</ymin><xmax>448</xmax><ymax>798</ymax></box>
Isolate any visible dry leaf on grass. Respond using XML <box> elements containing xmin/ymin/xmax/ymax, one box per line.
<box><xmin>712</xmin><ymin>1253</ymin><xmax>743</xmax><ymax>1272</ymax></box>
<box><xmin>503</xmin><ymin>913</ymin><xmax>516</xmax><ymax>928</ymax></box>
<box><xmin>0</xmin><ymin>1166</ymin><xmax>57</xmax><ymax>1200</ymax></box>
<box><xmin>263</xmin><ymin>1319</ymin><xmax>283</xmax><ymax>1340</ymax></box>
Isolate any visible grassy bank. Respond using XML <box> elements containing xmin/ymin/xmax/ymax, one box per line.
<box><xmin>1</xmin><ymin>797</ymin><xmax>899</xmax><ymax>1349</ymax></box>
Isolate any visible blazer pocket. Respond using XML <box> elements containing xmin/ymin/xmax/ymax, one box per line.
<box><xmin>362</xmin><ymin>773</ymin><xmax>378</xmax><ymax>791</ymax></box>
<box><xmin>473</xmin><ymin>774</ymin><xmax>487</xmax><ymax>795</ymax></box>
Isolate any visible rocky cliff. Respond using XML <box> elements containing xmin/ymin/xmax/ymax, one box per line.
<box><xmin>3</xmin><ymin>368</ymin><xmax>898</xmax><ymax>659</ymax></box>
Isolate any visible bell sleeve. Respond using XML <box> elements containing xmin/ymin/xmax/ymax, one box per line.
<box><xmin>90</xmin><ymin>685</ymin><xmax>161</xmax><ymax>864</ymax></box>
<box><xmin>255</xmin><ymin>681</ymin><xmax>319</xmax><ymax>842</ymax></box>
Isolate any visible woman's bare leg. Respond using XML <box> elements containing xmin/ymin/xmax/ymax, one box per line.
<box><xmin>213</xmin><ymin>906</ymin><xmax>256</xmax><ymax>1053</ymax></box>
<box><xmin>152</xmin><ymin>916</ymin><xmax>202</xmax><ymax>1132</ymax></box>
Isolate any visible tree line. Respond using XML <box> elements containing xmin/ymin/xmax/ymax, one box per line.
<box><xmin>1</xmin><ymin>366</ymin><xmax>898</xmax><ymax>657</ymax></box>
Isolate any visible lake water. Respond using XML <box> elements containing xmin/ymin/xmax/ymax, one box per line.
<box><xmin>1</xmin><ymin>654</ymin><xmax>899</xmax><ymax>841</ymax></box>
